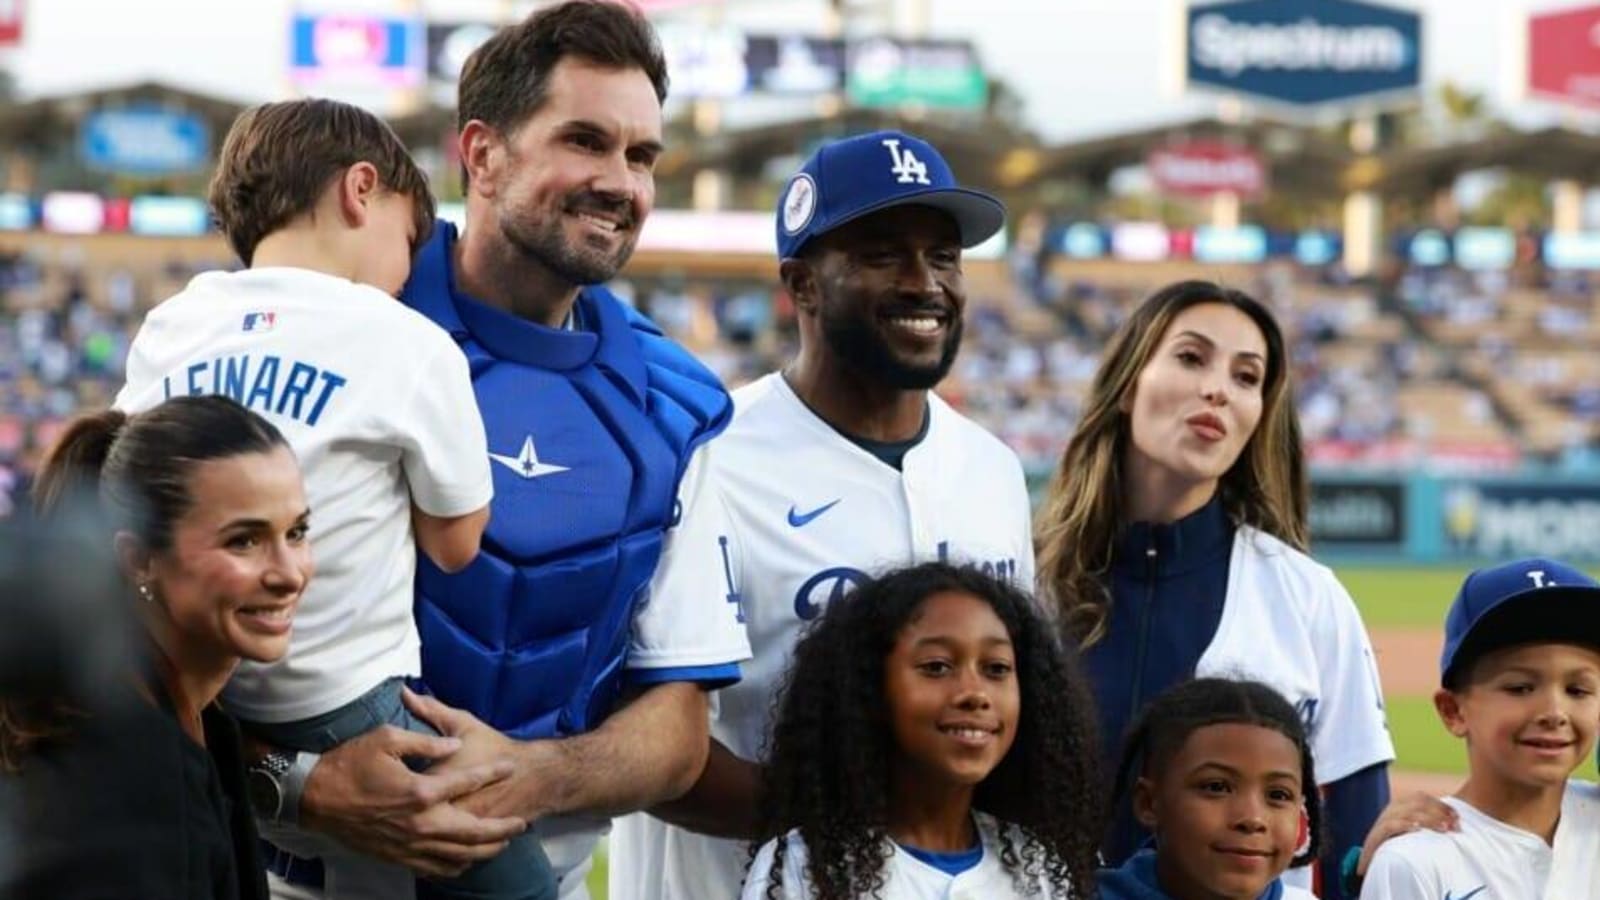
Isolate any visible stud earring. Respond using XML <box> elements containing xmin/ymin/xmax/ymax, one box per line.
<box><xmin>137</xmin><ymin>583</ymin><xmax>154</xmax><ymax>603</ymax></box>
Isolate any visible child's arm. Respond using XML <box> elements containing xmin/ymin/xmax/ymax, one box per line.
<box><xmin>394</xmin><ymin>335</ymin><xmax>493</xmax><ymax>571</ymax></box>
<box><xmin>413</xmin><ymin>505</ymin><xmax>490</xmax><ymax>573</ymax></box>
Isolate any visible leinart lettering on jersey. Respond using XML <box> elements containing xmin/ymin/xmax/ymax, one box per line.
<box><xmin>161</xmin><ymin>352</ymin><xmax>349</xmax><ymax>426</ymax></box>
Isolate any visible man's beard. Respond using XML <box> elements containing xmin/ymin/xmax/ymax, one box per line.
<box><xmin>819</xmin><ymin>302</ymin><xmax>963</xmax><ymax>390</ymax></box>
<box><xmin>500</xmin><ymin>195</ymin><xmax>638</xmax><ymax>286</ymax></box>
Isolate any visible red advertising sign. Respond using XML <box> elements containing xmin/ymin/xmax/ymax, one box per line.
<box><xmin>1529</xmin><ymin>4</ymin><xmax>1600</xmax><ymax>107</ymax></box>
<box><xmin>0</xmin><ymin>0</ymin><xmax>24</xmax><ymax>46</ymax></box>
<box><xmin>1147</xmin><ymin>142</ymin><xmax>1267</xmax><ymax>198</ymax></box>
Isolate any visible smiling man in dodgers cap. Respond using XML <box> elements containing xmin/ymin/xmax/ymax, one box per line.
<box><xmin>608</xmin><ymin>130</ymin><xmax>1037</xmax><ymax>900</ymax></box>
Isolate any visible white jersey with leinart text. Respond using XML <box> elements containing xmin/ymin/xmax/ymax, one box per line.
<box><xmin>741</xmin><ymin>813</ymin><xmax>1067</xmax><ymax>900</ymax></box>
<box><xmin>1199</xmin><ymin>526</ymin><xmax>1396</xmax><ymax>890</ymax></box>
<box><xmin>1359</xmin><ymin>781</ymin><xmax>1600</xmax><ymax>900</ymax></box>
<box><xmin>115</xmin><ymin>267</ymin><xmax>492</xmax><ymax>723</ymax></box>
<box><xmin>610</xmin><ymin>372</ymin><xmax>1035</xmax><ymax>900</ymax></box>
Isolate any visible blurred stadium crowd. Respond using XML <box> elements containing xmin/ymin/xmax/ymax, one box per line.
<box><xmin>7</xmin><ymin>239</ymin><xmax>1600</xmax><ymax>515</ymax></box>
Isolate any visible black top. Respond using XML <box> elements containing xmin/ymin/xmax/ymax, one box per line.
<box><xmin>0</xmin><ymin>674</ymin><xmax>267</xmax><ymax>900</ymax></box>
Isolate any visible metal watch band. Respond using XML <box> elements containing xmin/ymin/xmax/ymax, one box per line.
<box><xmin>278</xmin><ymin>750</ymin><xmax>320</xmax><ymax>826</ymax></box>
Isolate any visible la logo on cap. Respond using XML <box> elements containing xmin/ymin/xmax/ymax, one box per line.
<box><xmin>882</xmin><ymin>138</ymin><xmax>930</xmax><ymax>185</ymax></box>
<box><xmin>1527</xmin><ymin>569</ymin><xmax>1554</xmax><ymax>588</ymax></box>
<box><xmin>782</xmin><ymin>174</ymin><xmax>817</xmax><ymax>235</ymax></box>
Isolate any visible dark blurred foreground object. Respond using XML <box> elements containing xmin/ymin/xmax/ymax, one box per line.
<box><xmin>0</xmin><ymin>505</ymin><xmax>267</xmax><ymax>900</ymax></box>
<box><xmin>0</xmin><ymin>501</ymin><xmax>131</xmax><ymax>701</ymax></box>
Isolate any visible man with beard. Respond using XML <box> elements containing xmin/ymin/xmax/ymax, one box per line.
<box><xmin>607</xmin><ymin>130</ymin><xmax>1037</xmax><ymax>900</ymax></box>
<box><xmin>265</xmin><ymin>4</ymin><xmax>751</xmax><ymax>899</ymax></box>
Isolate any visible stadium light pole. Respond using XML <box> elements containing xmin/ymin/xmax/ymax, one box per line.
<box><xmin>1342</xmin><ymin>112</ymin><xmax>1383</xmax><ymax>279</ymax></box>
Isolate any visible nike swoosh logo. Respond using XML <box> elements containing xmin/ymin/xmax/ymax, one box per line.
<box><xmin>1444</xmin><ymin>887</ymin><xmax>1487</xmax><ymax>900</ymax></box>
<box><xmin>787</xmin><ymin>499</ymin><xmax>841</xmax><ymax>527</ymax></box>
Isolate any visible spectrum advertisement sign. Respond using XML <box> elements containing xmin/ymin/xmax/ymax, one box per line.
<box><xmin>1528</xmin><ymin>4</ymin><xmax>1600</xmax><ymax>107</ymax></box>
<box><xmin>1186</xmin><ymin>0</ymin><xmax>1422</xmax><ymax>107</ymax></box>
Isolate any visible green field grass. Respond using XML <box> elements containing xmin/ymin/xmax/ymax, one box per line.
<box><xmin>1335</xmin><ymin>564</ymin><xmax>1600</xmax><ymax>629</ymax></box>
<box><xmin>1385</xmin><ymin>694</ymin><xmax>1467</xmax><ymax>775</ymax></box>
<box><xmin>1333</xmin><ymin>566</ymin><xmax>1467</xmax><ymax>629</ymax></box>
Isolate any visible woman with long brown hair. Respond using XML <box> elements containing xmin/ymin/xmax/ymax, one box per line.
<box><xmin>1035</xmin><ymin>280</ymin><xmax>1392</xmax><ymax>899</ymax></box>
<box><xmin>1</xmin><ymin>395</ymin><xmax>310</xmax><ymax>900</ymax></box>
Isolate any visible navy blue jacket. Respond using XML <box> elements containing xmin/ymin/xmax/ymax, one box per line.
<box><xmin>1082</xmin><ymin>496</ymin><xmax>1387</xmax><ymax>899</ymax></box>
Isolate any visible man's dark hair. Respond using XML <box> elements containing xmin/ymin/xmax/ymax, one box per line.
<box><xmin>457</xmin><ymin>0</ymin><xmax>669</xmax><ymax>135</ymax></box>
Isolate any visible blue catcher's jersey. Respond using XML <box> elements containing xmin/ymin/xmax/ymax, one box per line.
<box><xmin>400</xmin><ymin>223</ymin><xmax>733</xmax><ymax>739</ymax></box>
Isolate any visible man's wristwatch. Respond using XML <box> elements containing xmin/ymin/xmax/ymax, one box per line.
<box><xmin>247</xmin><ymin>750</ymin><xmax>320</xmax><ymax>825</ymax></box>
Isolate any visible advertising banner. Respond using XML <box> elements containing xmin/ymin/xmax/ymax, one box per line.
<box><xmin>0</xmin><ymin>0</ymin><xmax>23</xmax><ymax>46</ymax></box>
<box><xmin>290</xmin><ymin>13</ymin><xmax>424</xmax><ymax>87</ymax></box>
<box><xmin>1311</xmin><ymin>480</ymin><xmax>1405</xmax><ymax>547</ymax></box>
<box><xmin>80</xmin><ymin>107</ymin><xmax>210</xmax><ymax>176</ymax></box>
<box><xmin>1186</xmin><ymin>0</ymin><xmax>1422</xmax><ymax>107</ymax></box>
<box><xmin>846</xmin><ymin>37</ymin><xmax>986</xmax><ymax>109</ymax></box>
<box><xmin>746</xmin><ymin>35</ymin><xmax>846</xmax><ymax>94</ymax></box>
<box><xmin>1442</xmin><ymin>482</ymin><xmax>1600</xmax><ymax>561</ymax></box>
<box><xmin>1528</xmin><ymin>4</ymin><xmax>1600</xmax><ymax>107</ymax></box>
<box><xmin>1148</xmin><ymin>141</ymin><xmax>1267</xmax><ymax>197</ymax></box>
<box><xmin>426</xmin><ymin>23</ymin><xmax>496</xmax><ymax>85</ymax></box>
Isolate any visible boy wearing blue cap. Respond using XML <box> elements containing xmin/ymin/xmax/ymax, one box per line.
<box><xmin>1360</xmin><ymin>557</ymin><xmax>1600</xmax><ymax>900</ymax></box>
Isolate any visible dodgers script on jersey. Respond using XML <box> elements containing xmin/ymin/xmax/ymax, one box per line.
<box><xmin>115</xmin><ymin>267</ymin><xmax>491</xmax><ymax>723</ymax></box>
<box><xmin>1196</xmin><ymin>527</ymin><xmax>1396</xmax><ymax>890</ymax></box>
<box><xmin>610</xmin><ymin>372</ymin><xmax>1035</xmax><ymax>900</ymax></box>
<box><xmin>1359</xmin><ymin>781</ymin><xmax>1600</xmax><ymax>900</ymax></box>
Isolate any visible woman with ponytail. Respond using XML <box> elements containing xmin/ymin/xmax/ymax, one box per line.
<box><xmin>1</xmin><ymin>395</ymin><xmax>310</xmax><ymax>900</ymax></box>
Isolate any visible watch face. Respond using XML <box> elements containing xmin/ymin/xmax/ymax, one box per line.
<box><xmin>247</xmin><ymin>768</ymin><xmax>283</xmax><ymax>819</ymax></box>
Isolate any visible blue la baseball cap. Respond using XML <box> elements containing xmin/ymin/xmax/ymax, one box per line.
<box><xmin>774</xmin><ymin>130</ymin><xmax>1006</xmax><ymax>260</ymax></box>
<box><xmin>1440</xmin><ymin>557</ymin><xmax>1600</xmax><ymax>687</ymax></box>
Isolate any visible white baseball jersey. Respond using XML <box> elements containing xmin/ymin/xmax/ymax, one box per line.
<box><xmin>536</xmin><ymin>440</ymin><xmax>755</xmax><ymax>900</ymax></box>
<box><xmin>1359</xmin><ymin>781</ymin><xmax>1600</xmax><ymax>900</ymax></box>
<box><xmin>611</xmin><ymin>372</ymin><xmax>1035</xmax><ymax>900</ymax></box>
<box><xmin>741</xmin><ymin>813</ymin><xmax>1067</xmax><ymax>900</ymax></box>
<box><xmin>115</xmin><ymin>267</ymin><xmax>492</xmax><ymax>723</ymax></box>
<box><xmin>1198</xmin><ymin>527</ymin><xmax>1397</xmax><ymax>890</ymax></box>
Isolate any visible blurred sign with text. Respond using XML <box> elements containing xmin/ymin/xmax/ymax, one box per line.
<box><xmin>291</xmin><ymin>13</ymin><xmax>424</xmax><ymax>87</ymax></box>
<box><xmin>79</xmin><ymin>107</ymin><xmax>210</xmax><ymax>176</ymax></box>
<box><xmin>0</xmin><ymin>0</ymin><xmax>23</xmax><ymax>46</ymax></box>
<box><xmin>1528</xmin><ymin>4</ymin><xmax>1600</xmax><ymax>107</ymax></box>
<box><xmin>1147</xmin><ymin>141</ymin><xmax>1266</xmax><ymax>197</ymax></box>
<box><xmin>847</xmin><ymin>38</ymin><xmax>986</xmax><ymax>109</ymax></box>
<box><xmin>1186</xmin><ymin>0</ymin><xmax>1422</xmax><ymax>107</ymax></box>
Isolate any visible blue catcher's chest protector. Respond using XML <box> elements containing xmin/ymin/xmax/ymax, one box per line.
<box><xmin>400</xmin><ymin>223</ymin><xmax>731</xmax><ymax>739</ymax></box>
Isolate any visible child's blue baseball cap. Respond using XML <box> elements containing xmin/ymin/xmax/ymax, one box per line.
<box><xmin>774</xmin><ymin>130</ymin><xmax>1006</xmax><ymax>260</ymax></box>
<box><xmin>1440</xmin><ymin>557</ymin><xmax>1600</xmax><ymax>688</ymax></box>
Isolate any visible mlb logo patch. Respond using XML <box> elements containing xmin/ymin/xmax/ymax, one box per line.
<box><xmin>241</xmin><ymin>311</ymin><xmax>276</xmax><ymax>333</ymax></box>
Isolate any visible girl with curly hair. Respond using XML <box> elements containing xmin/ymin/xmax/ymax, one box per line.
<box><xmin>741</xmin><ymin>562</ymin><xmax>1102</xmax><ymax>900</ymax></box>
<box><xmin>1099</xmin><ymin>678</ymin><xmax>1320</xmax><ymax>900</ymax></box>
